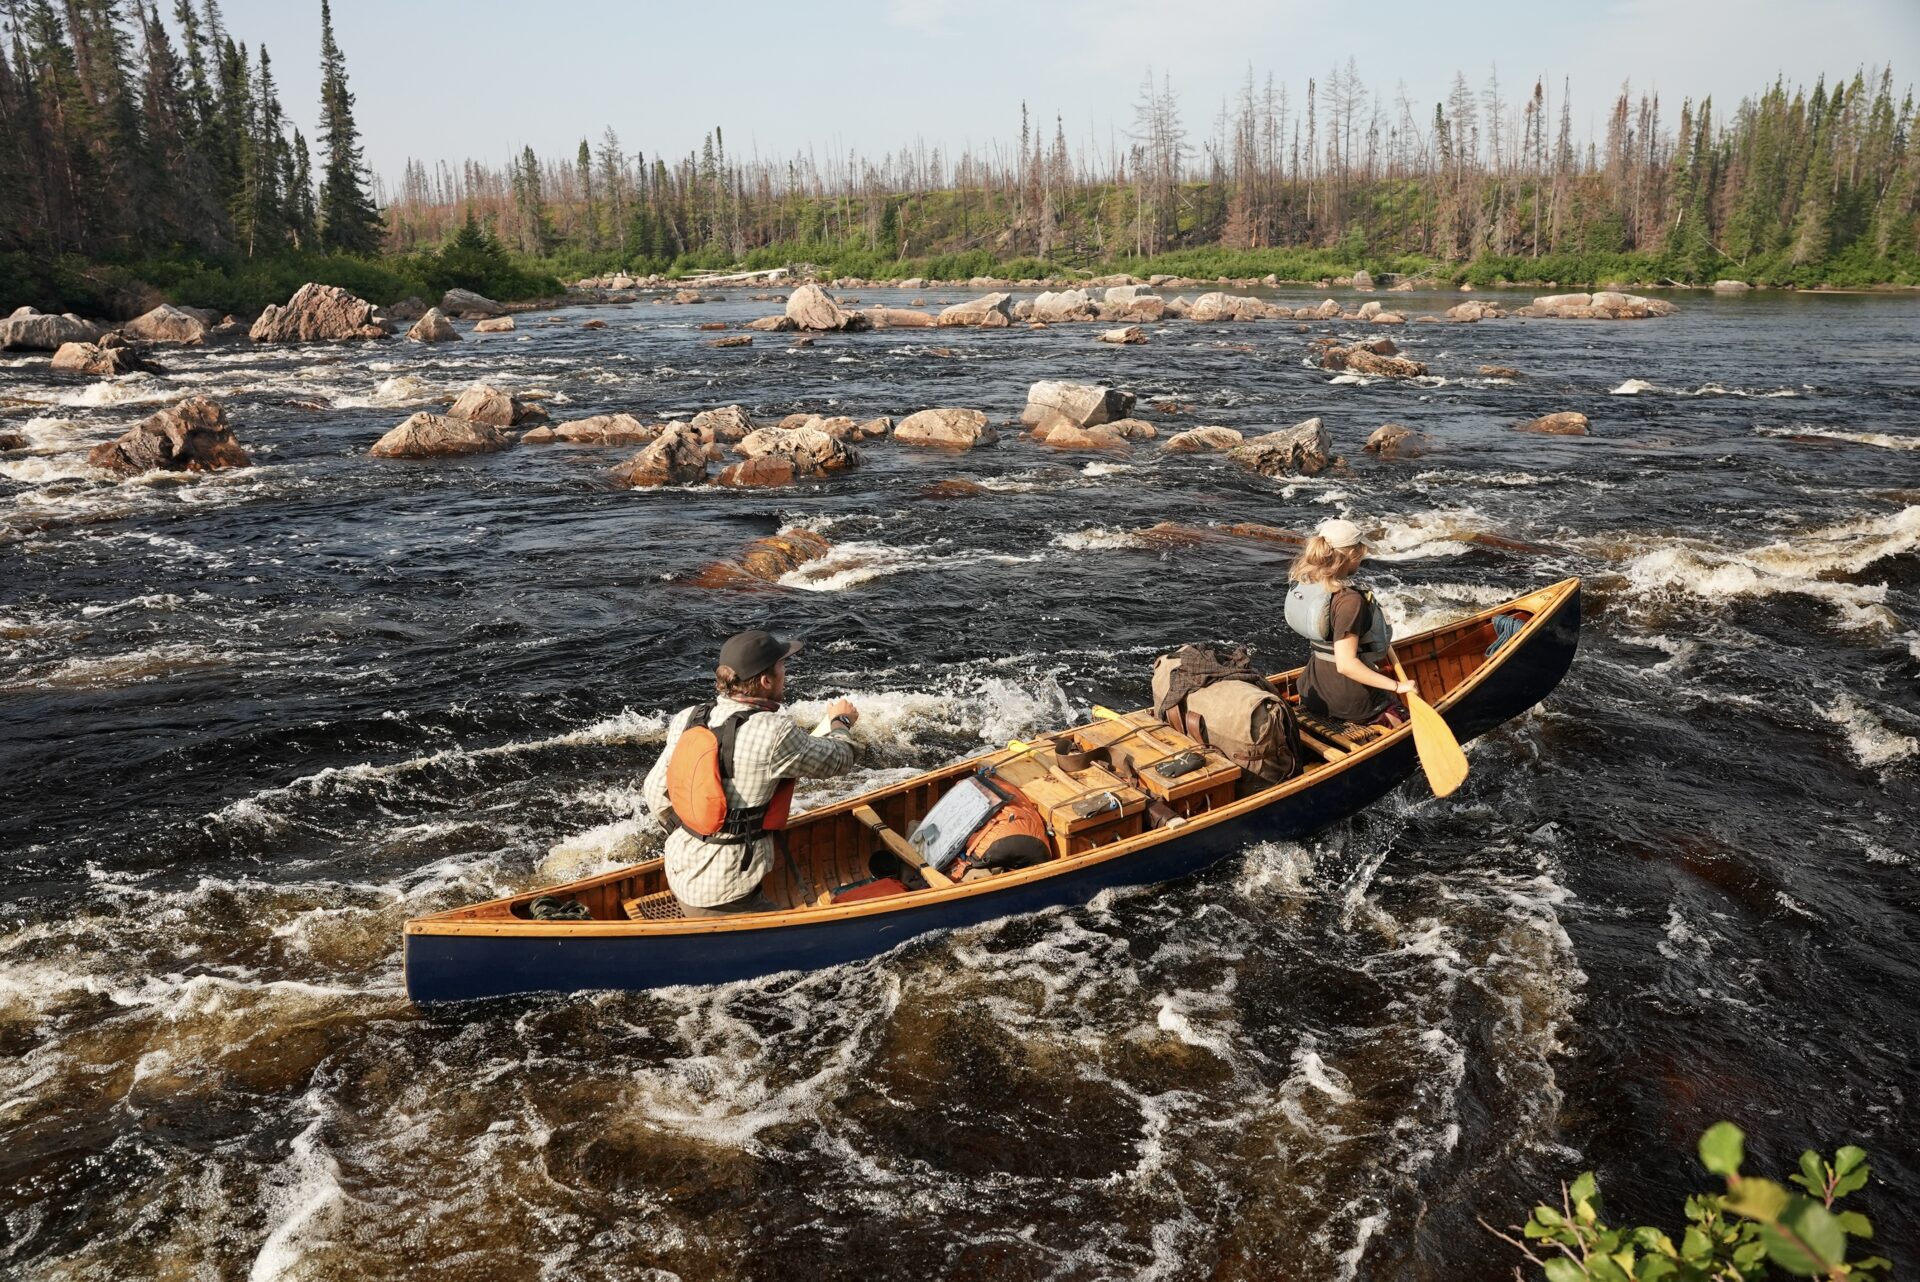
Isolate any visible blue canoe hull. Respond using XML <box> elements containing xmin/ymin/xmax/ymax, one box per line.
<box><xmin>405</xmin><ymin>582</ymin><xmax>1580</xmax><ymax>1003</ymax></box>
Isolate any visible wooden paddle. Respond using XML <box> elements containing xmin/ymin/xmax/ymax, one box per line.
<box><xmin>1390</xmin><ymin>652</ymin><xmax>1468</xmax><ymax>797</ymax></box>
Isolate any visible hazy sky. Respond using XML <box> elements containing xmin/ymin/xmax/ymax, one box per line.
<box><xmin>198</xmin><ymin>0</ymin><xmax>1920</xmax><ymax>185</ymax></box>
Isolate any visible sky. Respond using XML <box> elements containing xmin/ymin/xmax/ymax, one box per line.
<box><xmin>198</xmin><ymin>0</ymin><xmax>1920</xmax><ymax>187</ymax></box>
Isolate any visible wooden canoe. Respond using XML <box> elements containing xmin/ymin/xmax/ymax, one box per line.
<box><xmin>404</xmin><ymin>577</ymin><xmax>1581</xmax><ymax>1003</ymax></box>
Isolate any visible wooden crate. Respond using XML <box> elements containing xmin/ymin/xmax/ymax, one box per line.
<box><xmin>1075</xmin><ymin>711</ymin><xmax>1242</xmax><ymax>805</ymax></box>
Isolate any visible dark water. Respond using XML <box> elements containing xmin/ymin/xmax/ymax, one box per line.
<box><xmin>2</xmin><ymin>286</ymin><xmax>1916</xmax><ymax>1279</ymax></box>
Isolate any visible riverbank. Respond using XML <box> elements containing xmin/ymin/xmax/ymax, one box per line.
<box><xmin>8</xmin><ymin>240</ymin><xmax>1918</xmax><ymax>327</ymax></box>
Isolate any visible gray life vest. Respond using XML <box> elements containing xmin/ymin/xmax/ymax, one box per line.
<box><xmin>1284</xmin><ymin>581</ymin><xmax>1392</xmax><ymax>662</ymax></box>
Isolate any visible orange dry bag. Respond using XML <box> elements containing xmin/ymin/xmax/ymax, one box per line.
<box><xmin>665</xmin><ymin>704</ymin><xmax>795</xmax><ymax>840</ymax></box>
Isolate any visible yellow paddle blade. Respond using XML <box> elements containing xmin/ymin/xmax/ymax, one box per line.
<box><xmin>1090</xmin><ymin>705</ymin><xmax>1122</xmax><ymax>720</ymax></box>
<box><xmin>1406</xmin><ymin>694</ymin><xmax>1469</xmax><ymax>798</ymax></box>
<box><xmin>1008</xmin><ymin>739</ymin><xmax>1031</xmax><ymax>751</ymax></box>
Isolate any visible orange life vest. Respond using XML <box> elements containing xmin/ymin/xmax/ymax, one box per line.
<box><xmin>665</xmin><ymin>704</ymin><xmax>795</xmax><ymax>842</ymax></box>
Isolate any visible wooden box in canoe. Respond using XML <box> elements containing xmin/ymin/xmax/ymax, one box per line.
<box><xmin>404</xmin><ymin>578</ymin><xmax>1581</xmax><ymax>1003</ymax></box>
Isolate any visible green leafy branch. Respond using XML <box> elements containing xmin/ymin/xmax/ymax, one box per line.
<box><xmin>1483</xmin><ymin>1123</ymin><xmax>1889</xmax><ymax>1280</ymax></box>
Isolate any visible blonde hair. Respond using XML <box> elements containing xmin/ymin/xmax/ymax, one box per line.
<box><xmin>1288</xmin><ymin>535</ymin><xmax>1366</xmax><ymax>585</ymax></box>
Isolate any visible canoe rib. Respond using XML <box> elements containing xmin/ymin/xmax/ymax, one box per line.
<box><xmin>403</xmin><ymin>578</ymin><xmax>1580</xmax><ymax>998</ymax></box>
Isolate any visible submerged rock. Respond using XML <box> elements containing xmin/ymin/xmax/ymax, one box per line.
<box><xmin>610</xmin><ymin>423</ymin><xmax>710</xmax><ymax>487</ymax></box>
<box><xmin>250</xmin><ymin>283</ymin><xmax>388</xmax><ymax>343</ymax></box>
<box><xmin>708</xmin><ymin>334</ymin><xmax>752</xmax><ymax>348</ymax></box>
<box><xmin>1230</xmin><ymin>418</ymin><xmax>1336</xmax><ymax>477</ymax></box>
<box><xmin>406</xmin><ymin>308</ymin><xmax>459</xmax><ymax>342</ymax></box>
<box><xmin>1035</xmin><ymin>422</ymin><xmax>1129</xmax><ymax>451</ymax></box>
<box><xmin>919</xmin><ymin>478</ymin><xmax>990</xmax><ymax>498</ymax></box>
<box><xmin>1161</xmin><ymin>425</ymin><xmax>1244</xmax><ymax>453</ymax></box>
<box><xmin>1098</xmin><ymin>325</ymin><xmax>1146</xmax><ymax>345</ymax></box>
<box><xmin>370</xmin><ymin>412</ymin><xmax>512</xmax><ymax>458</ymax></box>
<box><xmin>1515</xmin><ymin>411</ymin><xmax>1590</xmax><ymax>436</ymax></box>
<box><xmin>687</xmin><ymin>528</ymin><xmax>832</xmax><ymax>587</ymax></box>
<box><xmin>1363</xmin><ymin>423</ymin><xmax>1432</xmax><ymax>459</ymax></box>
<box><xmin>895</xmin><ymin>407</ymin><xmax>996</xmax><ymax>448</ymax></box>
<box><xmin>1478</xmin><ymin>364</ymin><xmax>1521</xmax><ymax>379</ymax></box>
<box><xmin>87</xmin><ymin>396</ymin><xmax>250</xmax><ymax>474</ymax></box>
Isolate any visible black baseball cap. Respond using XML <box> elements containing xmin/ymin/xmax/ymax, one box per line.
<box><xmin>717</xmin><ymin>628</ymin><xmax>802</xmax><ymax>679</ymax></box>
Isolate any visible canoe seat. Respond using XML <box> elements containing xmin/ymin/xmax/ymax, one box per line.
<box><xmin>1289</xmin><ymin>706</ymin><xmax>1380</xmax><ymax>750</ymax></box>
<box><xmin>623</xmin><ymin>890</ymin><xmax>684</xmax><ymax>921</ymax></box>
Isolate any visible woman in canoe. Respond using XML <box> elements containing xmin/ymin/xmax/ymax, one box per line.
<box><xmin>1284</xmin><ymin>517</ymin><xmax>1417</xmax><ymax>727</ymax></box>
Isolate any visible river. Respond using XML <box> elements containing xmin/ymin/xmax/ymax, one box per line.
<box><xmin>2</xmin><ymin>285</ymin><xmax>1916</xmax><ymax>1279</ymax></box>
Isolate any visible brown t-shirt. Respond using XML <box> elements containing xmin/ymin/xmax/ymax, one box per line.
<box><xmin>1298</xmin><ymin>587</ymin><xmax>1389</xmax><ymax>723</ymax></box>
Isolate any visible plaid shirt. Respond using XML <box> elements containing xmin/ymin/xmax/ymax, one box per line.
<box><xmin>642</xmin><ymin>698</ymin><xmax>858</xmax><ymax>908</ymax></box>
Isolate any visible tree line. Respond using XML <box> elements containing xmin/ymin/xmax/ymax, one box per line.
<box><xmin>0</xmin><ymin>0</ymin><xmax>378</xmax><ymax>265</ymax></box>
<box><xmin>2</xmin><ymin>4</ymin><xmax>1916</xmax><ymax>309</ymax></box>
<box><xmin>387</xmin><ymin>62</ymin><xmax>1919</xmax><ymax>287</ymax></box>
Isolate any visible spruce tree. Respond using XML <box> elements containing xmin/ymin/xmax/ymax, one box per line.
<box><xmin>315</xmin><ymin>0</ymin><xmax>380</xmax><ymax>253</ymax></box>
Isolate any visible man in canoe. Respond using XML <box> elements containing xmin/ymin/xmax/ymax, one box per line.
<box><xmin>643</xmin><ymin>629</ymin><xmax>862</xmax><ymax>917</ymax></box>
<box><xmin>1284</xmin><ymin>517</ymin><xmax>1418</xmax><ymax>728</ymax></box>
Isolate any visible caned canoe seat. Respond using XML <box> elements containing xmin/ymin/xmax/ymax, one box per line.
<box><xmin>623</xmin><ymin>890</ymin><xmax>684</xmax><ymax>921</ymax></box>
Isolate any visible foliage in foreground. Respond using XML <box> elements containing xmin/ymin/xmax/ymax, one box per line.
<box><xmin>1494</xmin><ymin>1123</ymin><xmax>1886</xmax><ymax>1280</ymax></box>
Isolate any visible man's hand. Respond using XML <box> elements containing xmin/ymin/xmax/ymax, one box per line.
<box><xmin>826</xmin><ymin>698</ymin><xmax>859</xmax><ymax>727</ymax></box>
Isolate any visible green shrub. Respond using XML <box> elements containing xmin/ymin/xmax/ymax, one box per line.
<box><xmin>1493</xmin><ymin>1123</ymin><xmax>1885</xmax><ymax>1280</ymax></box>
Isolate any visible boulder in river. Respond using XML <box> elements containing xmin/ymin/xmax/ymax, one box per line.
<box><xmin>1363</xmin><ymin>423</ymin><xmax>1432</xmax><ymax>459</ymax></box>
<box><xmin>1478</xmin><ymin>364</ymin><xmax>1521</xmax><ymax>379</ymax></box>
<box><xmin>0</xmin><ymin>432</ymin><xmax>26</xmax><ymax>451</ymax></box>
<box><xmin>250</xmin><ymin>283</ymin><xmax>389</xmax><ymax>343</ymax></box>
<box><xmin>406</xmin><ymin>308</ymin><xmax>459</xmax><ymax>343</ymax></box>
<box><xmin>1161</xmin><ymin>425</ymin><xmax>1244</xmax><ymax>453</ymax></box>
<box><xmin>1515</xmin><ymin>411</ymin><xmax>1590</xmax><ymax>436</ymax></box>
<box><xmin>1</xmin><ymin>308</ymin><xmax>106</xmax><ymax>351</ymax></box>
<box><xmin>1312</xmin><ymin>297</ymin><xmax>1343</xmax><ymax>319</ymax></box>
<box><xmin>895</xmin><ymin>408</ymin><xmax>997</xmax><ymax>448</ymax></box>
<box><xmin>123</xmin><ymin>303</ymin><xmax>217</xmax><ymax>344</ymax></box>
<box><xmin>785</xmin><ymin>283</ymin><xmax>872</xmax><ymax>332</ymax></box>
<box><xmin>854</xmin><ymin>416</ymin><xmax>892</xmax><ymax>440</ymax></box>
<box><xmin>691</xmin><ymin>405</ymin><xmax>753</xmax><ymax>441</ymax></box>
<box><xmin>610</xmin><ymin>423</ymin><xmax>710</xmax><ymax>488</ymax></box>
<box><xmin>440</xmin><ymin>288</ymin><xmax>506</xmax><ymax>318</ymax></box>
<box><xmin>370</xmin><ymin>412</ymin><xmax>513</xmax><ymax>458</ymax></box>
<box><xmin>746</xmin><ymin>314</ymin><xmax>798</xmax><ymax>331</ymax></box>
<box><xmin>385</xmin><ymin>296</ymin><xmax>430</xmax><ymax>322</ymax></box>
<box><xmin>936</xmin><ymin>293</ymin><xmax>1013</xmax><ymax>328</ymax></box>
<box><xmin>1446</xmin><ymin>300</ymin><xmax>1504</xmax><ymax>322</ymax></box>
<box><xmin>52</xmin><ymin>340</ymin><xmax>161</xmax><ymax>376</ymax></box>
<box><xmin>734</xmin><ymin>423</ymin><xmax>860</xmax><ymax>471</ymax></box>
<box><xmin>1229</xmin><ymin>418</ymin><xmax>1336</xmax><ymax>477</ymax></box>
<box><xmin>1098</xmin><ymin>325</ymin><xmax>1146</xmax><ymax>345</ymax></box>
<box><xmin>1712</xmin><ymin>280</ymin><xmax>1752</xmax><ymax>292</ymax></box>
<box><xmin>1350</xmin><ymin>269</ymin><xmax>1375</xmax><ymax>290</ymax></box>
<box><xmin>861</xmin><ymin>306</ymin><xmax>936</xmax><ymax>329</ymax></box>
<box><xmin>1036</xmin><ymin>423</ymin><xmax>1130</xmax><ymax>451</ymax></box>
<box><xmin>1514</xmin><ymin>291</ymin><xmax>1676</xmax><ymax>320</ymax></box>
<box><xmin>472</xmin><ymin>316</ymin><xmax>515</xmax><ymax>333</ymax></box>
<box><xmin>87</xmin><ymin>396</ymin><xmax>250</xmax><ymax>474</ymax></box>
<box><xmin>1030</xmin><ymin>289</ymin><xmax>1095</xmax><ymax>323</ymax></box>
<box><xmin>538</xmin><ymin>413</ymin><xmax>655</xmax><ymax>445</ymax></box>
<box><xmin>1022</xmin><ymin>380</ymin><xmax>1133</xmax><ymax>428</ymax></box>
<box><xmin>1318</xmin><ymin>344</ymin><xmax>1428</xmax><ymax>378</ymax></box>
<box><xmin>708</xmin><ymin>334</ymin><xmax>751</xmax><ymax>348</ymax></box>
<box><xmin>449</xmin><ymin>382</ymin><xmax>543</xmax><ymax>427</ymax></box>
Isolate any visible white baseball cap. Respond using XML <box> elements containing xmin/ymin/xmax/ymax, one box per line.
<box><xmin>1317</xmin><ymin>518</ymin><xmax>1366</xmax><ymax>549</ymax></box>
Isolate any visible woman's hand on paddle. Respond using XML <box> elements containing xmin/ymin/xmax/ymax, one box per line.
<box><xmin>1395</xmin><ymin>678</ymin><xmax>1417</xmax><ymax>696</ymax></box>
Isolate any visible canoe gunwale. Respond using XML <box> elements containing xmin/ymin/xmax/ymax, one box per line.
<box><xmin>404</xmin><ymin>578</ymin><xmax>1580</xmax><ymax>943</ymax></box>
